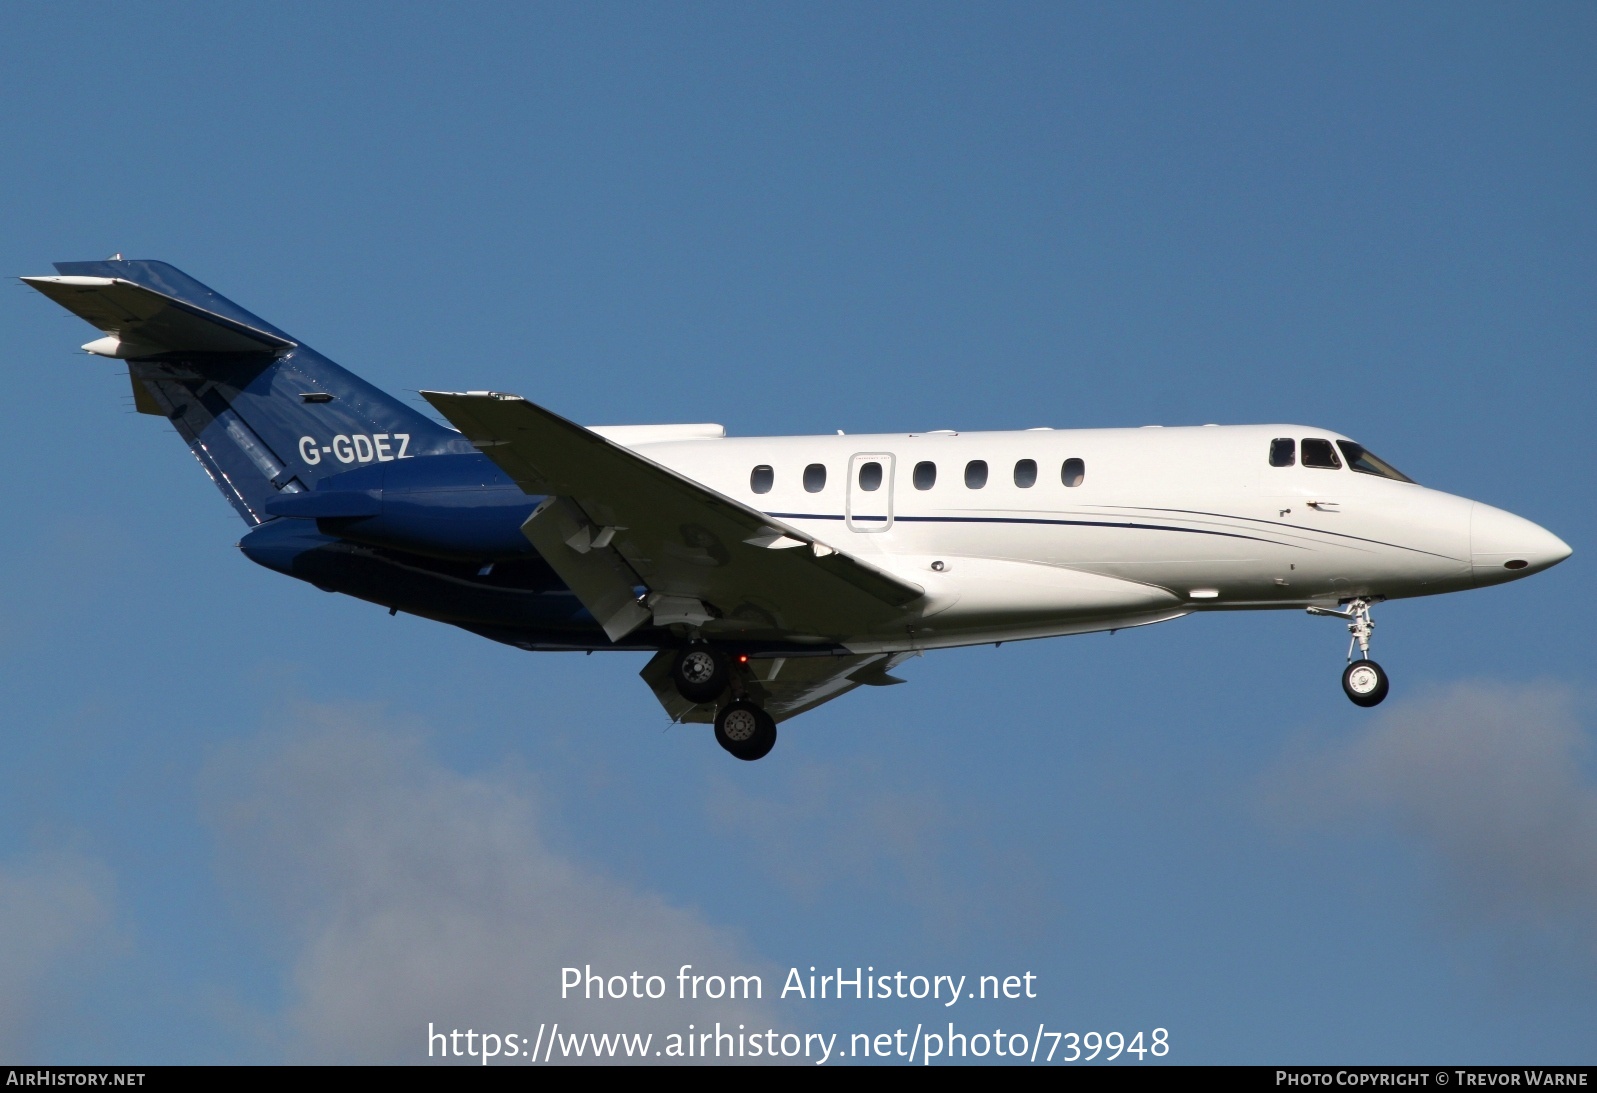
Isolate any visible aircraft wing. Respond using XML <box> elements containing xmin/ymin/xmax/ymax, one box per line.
<box><xmin>421</xmin><ymin>391</ymin><xmax>924</xmax><ymax>643</ymax></box>
<box><xmin>640</xmin><ymin>649</ymin><xmax>916</xmax><ymax>724</ymax></box>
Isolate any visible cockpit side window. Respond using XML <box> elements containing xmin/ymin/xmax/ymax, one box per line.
<box><xmin>1269</xmin><ymin>438</ymin><xmax>1296</xmax><ymax>467</ymax></box>
<box><xmin>1337</xmin><ymin>441</ymin><xmax>1415</xmax><ymax>483</ymax></box>
<box><xmin>1300</xmin><ymin>438</ymin><xmax>1342</xmax><ymax>469</ymax></box>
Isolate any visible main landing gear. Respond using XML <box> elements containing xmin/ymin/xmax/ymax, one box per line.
<box><xmin>714</xmin><ymin>699</ymin><xmax>778</xmax><ymax>762</ymax></box>
<box><xmin>670</xmin><ymin>645</ymin><xmax>778</xmax><ymax>761</ymax></box>
<box><xmin>1308</xmin><ymin>598</ymin><xmax>1390</xmax><ymax>708</ymax></box>
<box><xmin>671</xmin><ymin>645</ymin><xmax>728</xmax><ymax>704</ymax></box>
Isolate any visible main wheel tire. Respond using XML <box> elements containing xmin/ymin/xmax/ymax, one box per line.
<box><xmin>672</xmin><ymin>646</ymin><xmax>728</xmax><ymax>704</ymax></box>
<box><xmin>714</xmin><ymin>700</ymin><xmax>777</xmax><ymax>761</ymax></box>
<box><xmin>1342</xmin><ymin>659</ymin><xmax>1390</xmax><ymax>707</ymax></box>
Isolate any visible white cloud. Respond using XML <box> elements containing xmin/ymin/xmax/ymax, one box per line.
<box><xmin>0</xmin><ymin>853</ymin><xmax>115</xmax><ymax>1058</ymax></box>
<box><xmin>201</xmin><ymin>704</ymin><xmax>775</xmax><ymax>1064</ymax></box>
<box><xmin>1266</xmin><ymin>681</ymin><xmax>1597</xmax><ymax>963</ymax></box>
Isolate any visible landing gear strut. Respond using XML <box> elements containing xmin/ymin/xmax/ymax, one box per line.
<box><xmin>1308</xmin><ymin>598</ymin><xmax>1390</xmax><ymax>708</ymax></box>
<box><xmin>715</xmin><ymin>699</ymin><xmax>777</xmax><ymax>761</ymax></box>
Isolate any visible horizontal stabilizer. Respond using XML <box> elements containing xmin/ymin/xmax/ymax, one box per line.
<box><xmin>22</xmin><ymin>275</ymin><xmax>294</xmax><ymax>356</ymax></box>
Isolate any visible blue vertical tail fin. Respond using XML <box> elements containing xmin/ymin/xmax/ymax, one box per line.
<box><xmin>24</xmin><ymin>259</ymin><xmax>472</xmax><ymax>524</ymax></box>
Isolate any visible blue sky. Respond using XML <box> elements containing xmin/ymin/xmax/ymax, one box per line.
<box><xmin>1</xmin><ymin>2</ymin><xmax>1592</xmax><ymax>1064</ymax></box>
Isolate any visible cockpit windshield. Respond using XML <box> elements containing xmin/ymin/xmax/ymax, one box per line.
<box><xmin>1336</xmin><ymin>441</ymin><xmax>1415</xmax><ymax>483</ymax></box>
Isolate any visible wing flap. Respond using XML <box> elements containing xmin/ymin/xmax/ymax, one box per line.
<box><xmin>522</xmin><ymin>496</ymin><xmax>653</xmax><ymax>641</ymax></box>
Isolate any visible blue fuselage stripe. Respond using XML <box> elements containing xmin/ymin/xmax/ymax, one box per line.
<box><xmin>766</xmin><ymin>512</ymin><xmax>1288</xmax><ymax>546</ymax></box>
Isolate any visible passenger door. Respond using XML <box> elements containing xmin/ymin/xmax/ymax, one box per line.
<box><xmin>846</xmin><ymin>452</ymin><xmax>895</xmax><ymax>533</ymax></box>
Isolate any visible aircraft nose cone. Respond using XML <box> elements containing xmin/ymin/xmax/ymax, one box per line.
<box><xmin>1470</xmin><ymin>502</ymin><xmax>1572</xmax><ymax>585</ymax></box>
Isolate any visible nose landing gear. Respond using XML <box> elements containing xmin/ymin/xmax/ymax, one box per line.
<box><xmin>1309</xmin><ymin>598</ymin><xmax>1390</xmax><ymax>708</ymax></box>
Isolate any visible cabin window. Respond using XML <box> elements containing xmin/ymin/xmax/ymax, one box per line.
<box><xmin>1269</xmin><ymin>438</ymin><xmax>1296</xmax><ymax>467</ymax></box>
<box><xmin>1300</xmin><ymin>439</ymin><xmax>1342</xmax><ymax>469</ymax></box>
<box><xmin>913</xmin><ymin>461</ymin><xmax>937</xmax><ymax>490</ymax></box>
<box><xmin>1337</xmin><ymin>441</ymin><xmax>1415</xmax><ymax>483</ymax></box>
<box><xmin>964</xmin><ymin>460</ymin><xmax>988</xmax><ymax>489</ymax></box>
<box><xmin>1013</xmin><ymin>458</ymin><xmax>1037</xmax><ymax>488</ymax></box>
<box><xmin>1061</xmin><ymin>458</ymin><xmax>1085</xmax><ymax>487</ymax></box>
<box><xmin>750</xmin><ymin>465</ymin><xmax>774</xmax><ymax>494</ymax></box>
<box><xmin>803</xmin><ymin>463</ymin><xmax>827</xmax><ymax>493</ymax></box>
<box><xmin>857</xmin><ymin>461</ymin><xmax>883</xmax><ymax>491</ymax></box>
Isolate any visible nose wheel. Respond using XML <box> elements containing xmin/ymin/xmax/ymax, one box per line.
<box><xmin>715</xmin><ymin>699</ymin><xmax>777</xmax><ymax>761</ymax></box>
<box><xmin>1341</xmin><ymin>659</ymin><xmax>1389</xmax><ymax>707</ymax></box>
<box><xmin>1309</xmin><ymin>598</ymin><xmax>1390</xmax><ymax>708</ymax></box>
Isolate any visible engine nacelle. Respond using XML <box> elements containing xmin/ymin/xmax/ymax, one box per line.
<box><xmin>264</xmin><ymin>453</ymin><xmax>540</xmax><ymax>561</ymax></box>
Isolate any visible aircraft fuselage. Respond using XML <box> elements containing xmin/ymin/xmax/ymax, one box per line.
<box><xmin>241</xmin><ymin>421</ymin><xmax>1568</xmax><ymax>654</ymax></box>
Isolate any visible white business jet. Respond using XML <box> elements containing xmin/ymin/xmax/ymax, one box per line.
<box><xmin>23</xmin><ymin>260</ymin><xmax>1571</xmax><ymax>763</ymax></box>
